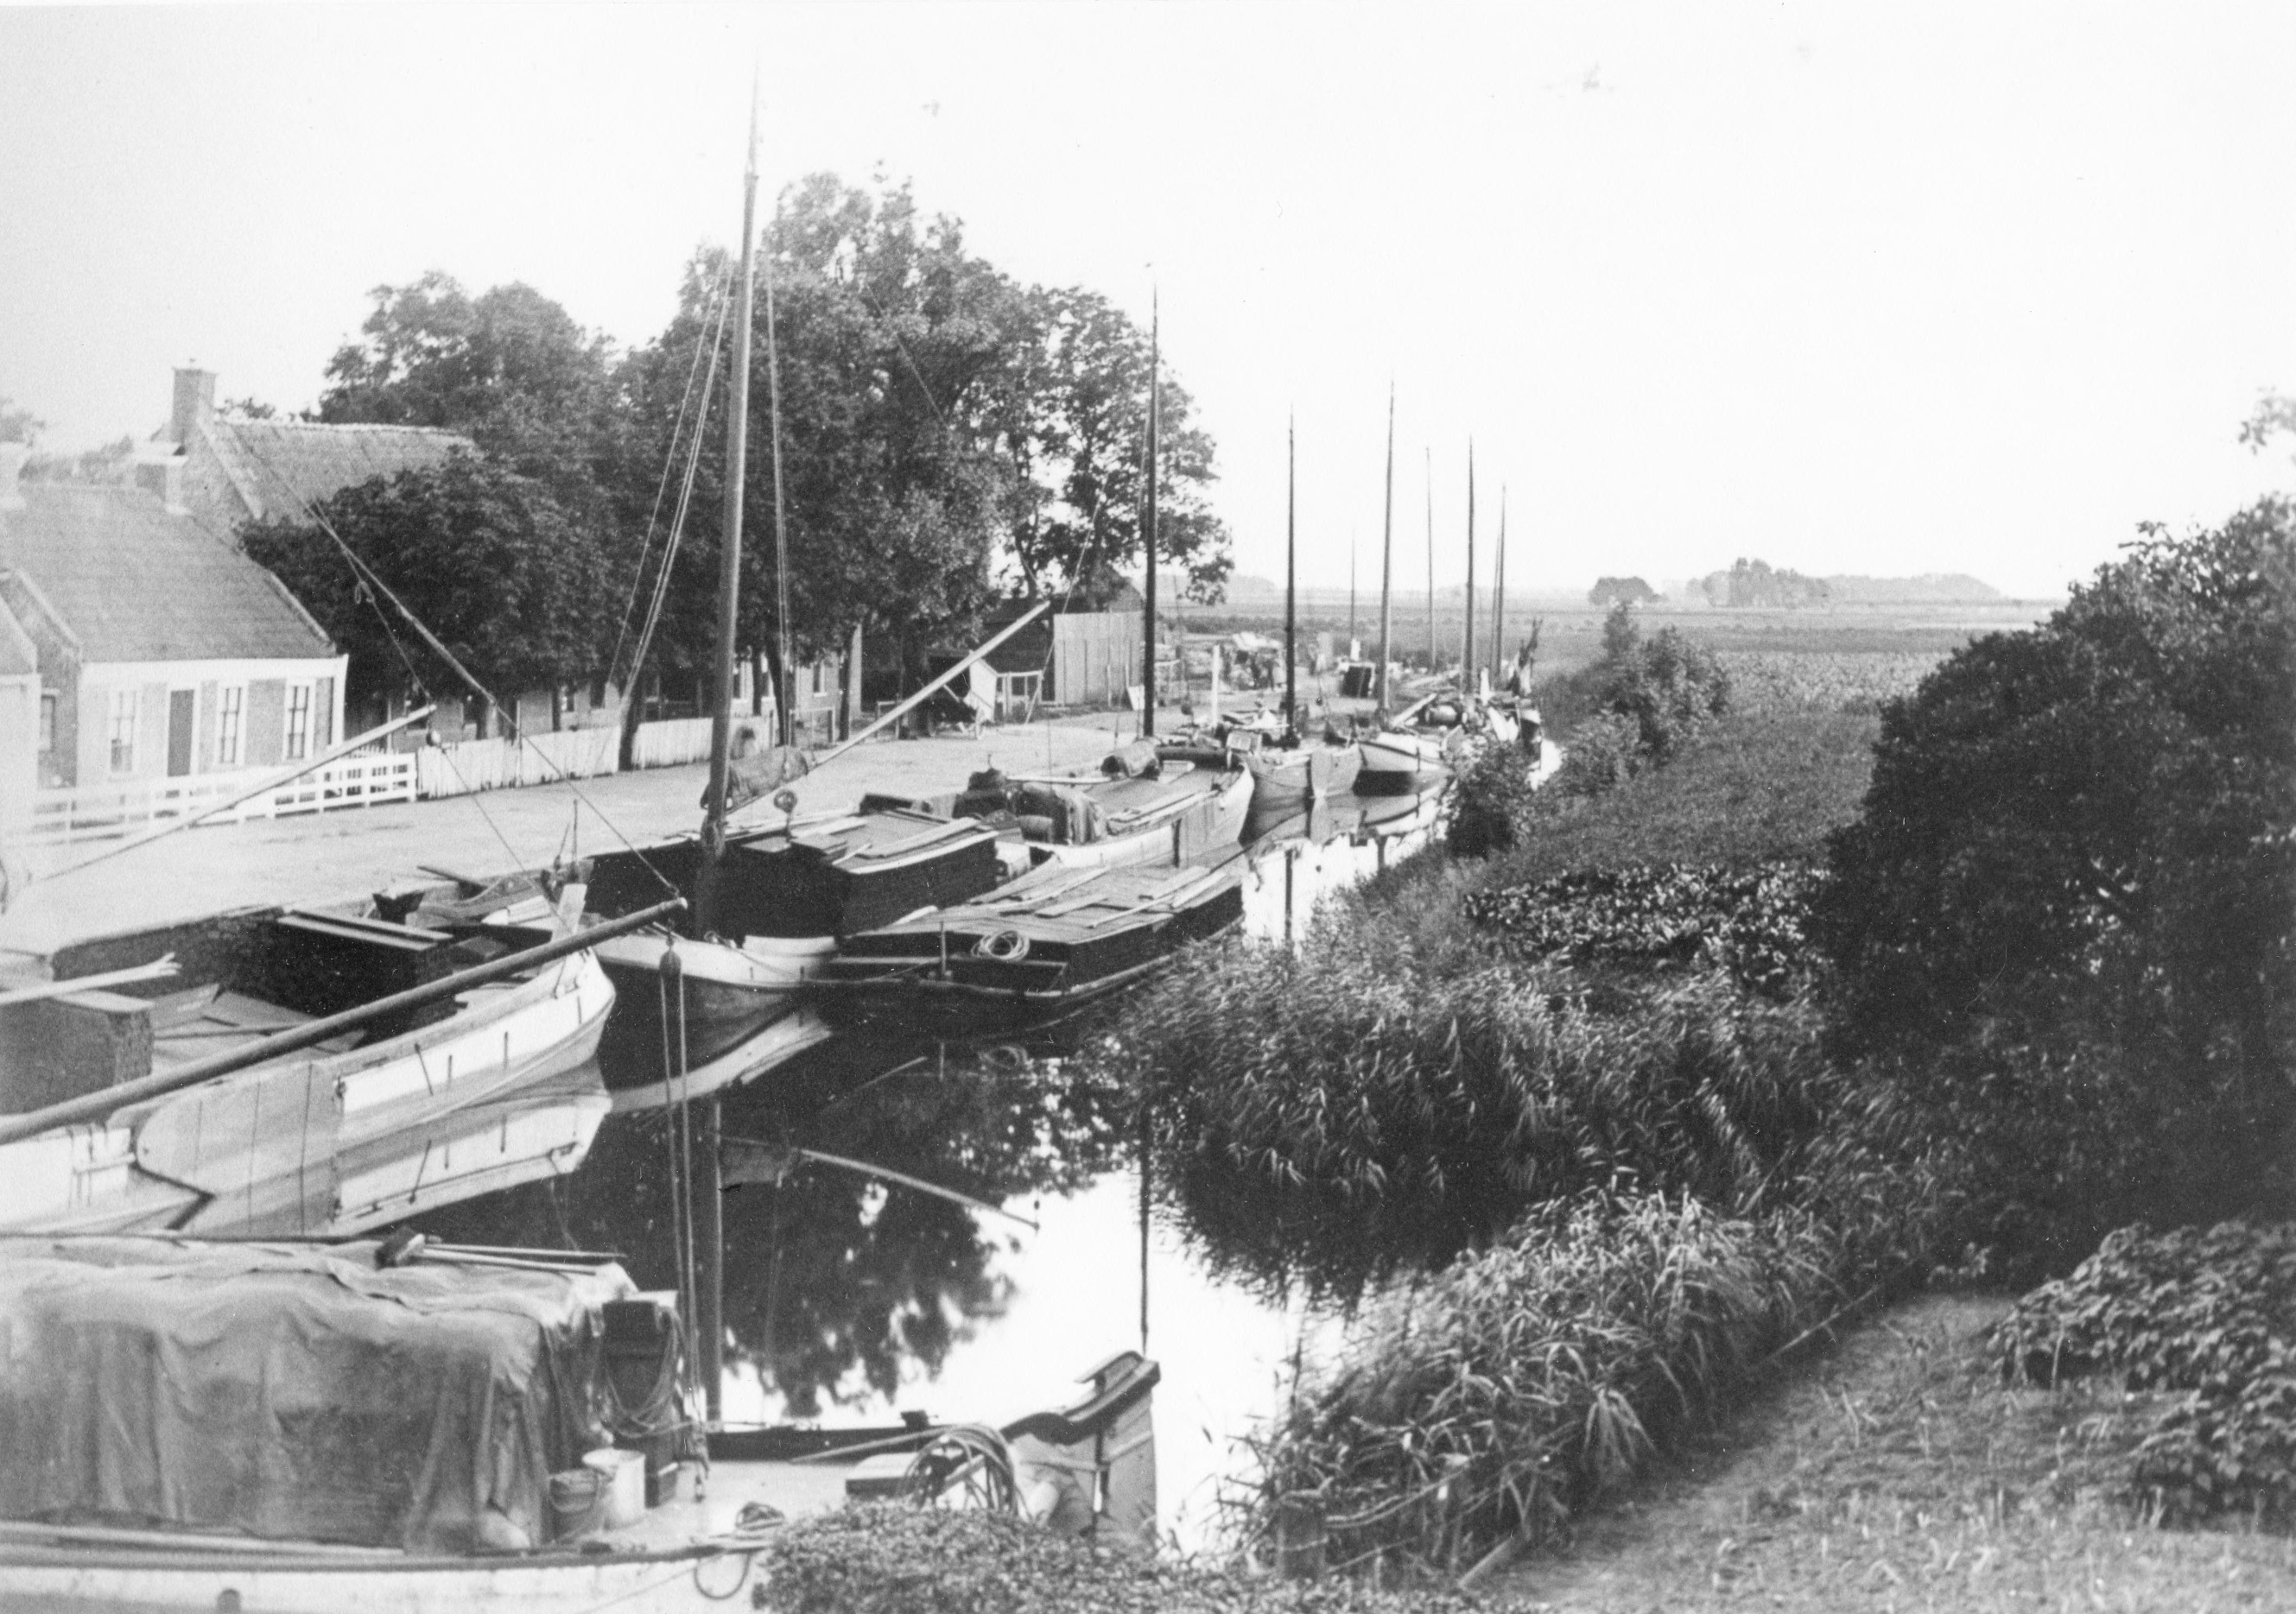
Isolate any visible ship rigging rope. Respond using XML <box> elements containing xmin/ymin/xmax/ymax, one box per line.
<box><xmin>606</xmin><ymin>265</ymin><xmax>733</xmax><ymax>694</ymax></box>
<box><xmin>231</xmin><ymin>434</ymin><xmax>682</xmax><ymax>899</ymax></box>
<box><xmin>618</xmin><ymin>271</ymin><xmax>735</xmax><ymax>706</ymax></box>
<box><xmin>619</xmin><ymin>290</ymin><xmax>731</xmax><ymax>721</ymax></box>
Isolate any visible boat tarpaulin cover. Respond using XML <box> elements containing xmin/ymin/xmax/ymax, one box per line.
<box><xmin>0</xmin><ymin>1236</ymin><xmax>632</xmax><ymax>1551</ymax></box>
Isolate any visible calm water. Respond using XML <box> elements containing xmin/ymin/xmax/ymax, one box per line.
<box><xmin>414</xmin><ymin>816</ymin><xmax>1429</xmax><ymax>1549</ymax></box>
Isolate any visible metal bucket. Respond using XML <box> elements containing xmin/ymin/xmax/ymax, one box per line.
<box><xmin>548</xmin><ymin>1465</ymin><xmax>611</xmax><ymax>1540</ymax></box>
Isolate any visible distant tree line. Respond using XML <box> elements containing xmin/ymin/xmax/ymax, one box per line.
<box><xmin>1587</xmin><ymin>575</ymin><xmax>1660</xmax><ymax>607</ymax></box>
<box><xmin>238</xmin><ymin>175</ymin><xmax>1232</xmax><ymax>718</ymax></box>
<box><xmin>1699</xmin><ymin>557</ymin><xmax>1830</xmax><ymax>608</ymax></box>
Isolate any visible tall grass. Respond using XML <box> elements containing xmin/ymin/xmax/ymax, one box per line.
<box><xmin>1254</xmin><ymin>1161</ymin><xmax>1952</xmax><ymax>1577</ymax></box>
<box><xmin>1112</xmin><ymin>918</ymin><xmax>1874</xmax><ymax>1302</ymax></box>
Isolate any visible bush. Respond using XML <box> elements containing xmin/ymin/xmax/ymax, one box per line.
<box><xmin>1816</xmin><ymin>503</ymin><xmax>2296</xmax><ymax>1098</ymax></box>
<box><xmin>1548</xmin><ymin>709</ymin><xmax>1643</xmax><ymax>799</ymax></box>
<box><xmin>1990</xmin><ymin>1221</ymin><xmax>2296</xmax><ymax>1525</ymax></box>
<box><xmin>1465</xmin><ymin>862</ymin><xmax>1824</xmax><ymax>999</ymax></box>
<box><xmin>1441</xmin><ymin>733</ymin><xmax>1545</xmax><ymax>858</ymax></box>
<box><xmin>1816</xmin><ymin>503</ymin><xmax>2296</xmax><ymax>1263</ymax></box>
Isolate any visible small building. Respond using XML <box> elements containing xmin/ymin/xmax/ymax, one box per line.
<box><xmin>980</xmin><ymin>594</ymin><xmax>1145</xmax><ymax>710</ymax></box>
<box><xmin>0</xmin><ymin>443</ymin><xmax>346</xmax><ymax>801</ymax></box>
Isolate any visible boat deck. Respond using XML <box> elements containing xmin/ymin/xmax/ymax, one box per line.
<box><xmin>586</xmin><ymin>1459</ymin><xmax>852</xmax><ymax>1550</ymax></box>
<box><xmin>847</xmin><ymin>858</ymin><xmax>1240</xmax><ymax>949</ymax></box>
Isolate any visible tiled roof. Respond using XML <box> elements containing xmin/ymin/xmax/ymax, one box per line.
<box><xmin>200</xmin><ymin>417</ymin><xmax>470</xmax><ymax>522</ymax></box>
<box><xmin>0</xmin><ymin>484</ymin><xmax>333</xmax><ymax>663</ymax></box>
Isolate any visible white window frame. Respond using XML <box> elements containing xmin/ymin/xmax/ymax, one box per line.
<box><xmin>216</xmin><ymin>683</ymin><xmax>245</xmax><ymax>768</ymax></box>
<box><xmin>37</xmin><ymin>689</ymin><xmax>54</xmax><ymax>756</ymax></box>
<box><xmin>283</xmin><ymin>680</ymin><xmax>314</xmax><ymax>762</ymax></box>
<box><xmin>107</xmin><ymin>688</ymin><xmax>136</xmax><ymax>776</ymax></box>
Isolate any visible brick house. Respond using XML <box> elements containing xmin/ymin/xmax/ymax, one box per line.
<box><xmin>0</xmin><ymin>442</ymin><xmax>346</xmax><ymax>799</ymax></box>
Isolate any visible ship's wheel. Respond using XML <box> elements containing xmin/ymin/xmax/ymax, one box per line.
<box><xmin>899</xmin><ymin>1424</ymin><xmax>1019</xmax><ymax>1516</ymax></box>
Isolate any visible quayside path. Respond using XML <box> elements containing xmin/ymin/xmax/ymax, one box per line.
<box><xmin>0</xmin><ymin>712</ymin><xmax>1146</xmax><ymax>959</ymax></box>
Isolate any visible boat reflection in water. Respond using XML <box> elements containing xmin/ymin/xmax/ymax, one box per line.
<box><xmin>403</xmin><ymin>791</ymin><xmax>1449</xmax><ymax>1550</ymax></box>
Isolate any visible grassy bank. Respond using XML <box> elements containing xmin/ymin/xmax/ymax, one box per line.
<box><xmin>1093</xmin><ymin>689</ymin><xmax>1950</xmax><ymax>1572</ymax></box>
<box><xmin>1494</xmin><ymin>1292</ymin><xmax>2296</xmax><ymax>1611</ymax></box>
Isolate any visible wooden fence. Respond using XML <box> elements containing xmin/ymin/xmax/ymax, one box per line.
<box><xmin>410</xmin><ymin>717</ymin><xmax>725</xmax><ymax>800</ymax></box>
<box><xmin>23</xmin><ymin>750</ymin><xmax>419</xmax><ymax>847</ymax></box>
<box><xmin>21</xmin><ymin>715</ymin><xmax>761</xmax><ymax>845</ymax></box>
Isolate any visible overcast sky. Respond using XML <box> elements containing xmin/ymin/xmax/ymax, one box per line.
<box><xmin>3</xmin><ymin>2</ymin><xmax>2292</xmax><ymax>598</ymax></box>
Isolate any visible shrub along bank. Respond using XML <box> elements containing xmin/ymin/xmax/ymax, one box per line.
<box><xmin>1102</xmin><ymin>671</ymin><xmax>1942</xmax><ymax>1573</ymax></box>
<box><xmin>1099</xmin><ymin>507</ymin><xmax>2289</xmax><ymax>1578</ymax></box>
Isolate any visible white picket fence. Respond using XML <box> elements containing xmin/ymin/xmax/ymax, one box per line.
<box><xmin>20</xmin><ymin>716</ymin><xmax>737</xmax><ymax>845</ymax></box>
<box><xmin>24</xmin><ymin>750</ymin><xmax>419</xmax><ymax>847</ymax></box>
<box><xmin>415</xmin><ymin>725</ymin><xmax>622</xmax><ymax>799</ymax></box>
<box><xmin>630</xmin><ymin>716</ymin><xmax>718</xmax><ymax>771</ymax></box>
<box><xmin>411</xmin><ymin>717</ymin><xmax>721</xmax><ymax>800</ymax></box>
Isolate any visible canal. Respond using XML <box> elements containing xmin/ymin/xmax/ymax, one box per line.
<box><xmin>410</xmin><ymin>820</ymin><xmax>1427</xmax><ymax>1550</ymax></box>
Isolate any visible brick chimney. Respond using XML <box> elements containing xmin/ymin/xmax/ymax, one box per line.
<box><xmin>0</xmin><ymin>441</ymin><xmax>25</xmax><ymax>512</ymax></box>
<box><xmin>169</xmin><ymin>366</ymin><xmax>215</xmax><ymax>446</ymax></box>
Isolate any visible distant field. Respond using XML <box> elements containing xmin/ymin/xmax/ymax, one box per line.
<box><xmin>1191</xmin><ymin>599</ymin><xmax>2051</xmax><ymax>682</ymax></box>
<box><xmin>1491</xmin><ymin>706</ymin><xmax>1884</xmax><ymax>880</ymax></box>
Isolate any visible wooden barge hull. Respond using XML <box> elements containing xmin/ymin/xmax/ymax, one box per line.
<box><xmin>816</xmin><ymin>862</ymin><xmax>1246</xmax><ymax>1031</ymax></box>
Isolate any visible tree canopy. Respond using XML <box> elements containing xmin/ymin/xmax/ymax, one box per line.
<box><xmin>239</xmin><ymin>453</ymin><xmax>614</xmax><ymax>719</ymax></box>
<box><xmin>1816</xmin><ymin>502</ymin><xmax>2296</xmax><ymax>1114</ymax></box>
<box><xmin>285</xmin><ymin>174</ymin><xmax>1232</xmax><ymax>707</ymax></box>
<box><xmin>1588</xmin><ymin>575</ymin><xmax>1659</xmax><ymax>607</ymax></box>
<box><xmin>0</xmin><ymin>396</ymin><xmax>39</xmax><ymax>446</ymax></box>
<box><xmin>318</xmin><ymin>273</ymin><xmax>626</xmax><ymax>497</ymax></box>
<box><xmin>1699</xmin><ymin>558</ymin><xmax>1830</xmax><ymax>608</ymax></box>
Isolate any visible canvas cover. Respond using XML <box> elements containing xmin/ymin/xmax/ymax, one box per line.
<box><xmin>0</xmin><ymin>1236</ymin><xmax>633</xmax><ymax>1552</ymax></box>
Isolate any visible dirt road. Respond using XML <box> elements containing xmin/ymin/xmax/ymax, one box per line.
<box><xmin>0</xmin><ymin>713</ymin><xmax>1147</xmax><ymax>961</ymax></box>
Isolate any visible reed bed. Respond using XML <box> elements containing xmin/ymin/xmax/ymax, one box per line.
<box><xmin>1112</xmin><ymin>925</ymin><xmax>1865</xmax><ymax>1301</ymax></box>
<box><xmin>1253</xmin><ymin>1151</ymin><xmax>1954</xmax><ymax>1579</ymax></box>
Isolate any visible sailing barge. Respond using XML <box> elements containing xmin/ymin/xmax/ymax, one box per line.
<box><xmin>875</xmin><ymin>740</ymin><xmax>1254</xmax><ymax>874</ymax></box>
<box><xmin>816</xmin><ymin>854</ymin><xmax>1246</xmax><ymax>1030</ymax></box>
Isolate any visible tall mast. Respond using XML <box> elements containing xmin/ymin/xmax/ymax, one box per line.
<box><xmin>1140</xmin><ymin>291</ymin><xmax>1159</xmax><ymax>737</ymax></box>
<box><xmin>1462</xmin><ymin>440</ymin><xmax>1476</xmax><ymax>687</ymax></box>
<box><xmin>1348</xmin><ymin>538</ymin><xmax>1357</xmax><ymax>647</ymax></box>
<box><xmin>765</xmin><ymin>223</ymin><xmax>792</xmax><ymax>748</ymax></box>
<box><xmin>1376</xmin><ymin>383</ymin><xmax>1395</xmax><ymax>711</ymax></box>
<box><xmin>1492</xmin><ymin>486</ymin><xmax>1507</xmax><ymax>682</ymax></box>
<box><xmin>1424</xmin><ymin>446</ymin><xmax>1434</xmax><ymax>674</ymax></box>
<box><xmin>1284</xmin><ymin>413</ymin><xmax>1297</xmax><ymax>744</ymax></box>
<box><xmin>704</xmin><ymin>100</ymin><xmax>759</xmax><ymax>858</ymax></box>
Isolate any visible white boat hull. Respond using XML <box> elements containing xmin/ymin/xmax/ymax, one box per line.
<box><xmin>0</xmin><ymin>951</ymin><xmax>617</xmax><ymax>1238</ymax></box>
<box><xmin>0</xmin><ymin>1541</ymin><xmax>768</xmax><ymax>1612</ymax></box>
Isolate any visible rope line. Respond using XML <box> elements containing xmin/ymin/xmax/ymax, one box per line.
<box><xmin>607</xmin><ymin>267</ymin><xmax>734</xmax><ymax>693</ymax></box>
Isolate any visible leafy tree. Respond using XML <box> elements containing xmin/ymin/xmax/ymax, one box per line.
<box><xmin>2240</xmin><ymin>390</ymin><xmax>2296</xmax><ymax>463</ymax></box>
<box><xmin>992</xmin><ymin>287</ymin><xmax>1232</xmax><ymax>604</ymax></box>
<box><xmin>1699</xmin><ymin>557</ymin><xmax>1830</xmax><ymax>608</ymax></box>
<box><xmin>618</xmin><ymin>179</ymin><xmax>1031</xmax><ymax>696</ymax></box>
<box><xmin>318</xmin><ymin>272</ymin><xmax>627</xmax><ymax>498</ymax></box>
<box><xmin>239</xmin><ymin>452</ymin><xmax>614</xmax><ymax>720</ymax></box>
<box><xmin>0</xmin><ymin>396</ymin><xmax>40</xmax><ymax>446</ymax></box>
<box><xmin>1814</xmin><ymin>503</ymin><xmax>2296</xmax><ymax>1248</ymax></box>
<box><xmin>1588</xmin><ymin>575</ymin><xmax>1659</xmax><ymax>607</ymax></box>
